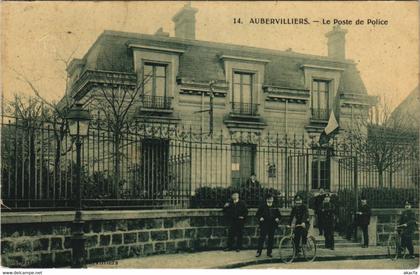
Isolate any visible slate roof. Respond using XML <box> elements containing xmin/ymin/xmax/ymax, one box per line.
<box><xmin>391</xmin><ymin>86</ymin><xmax>420</xmax><ymax>129</ymax></box>
<box><xmin>75</xmin><ymin>30</ymin><xmax>368</xmax><ymax>94</ymax></box>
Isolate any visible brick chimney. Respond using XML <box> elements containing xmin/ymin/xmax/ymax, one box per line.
<box><xmin>325</xmin><ymin>25</ymin><xmax>347</xmax><ymax>60</ymax></box>
<box><xmin>172</xmin><ymin>3</ymin><xmax>198</xmax><ymax>40</ymax></box>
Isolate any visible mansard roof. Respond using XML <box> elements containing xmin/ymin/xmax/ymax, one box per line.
<box><xmin>390</xmin><ymin>86</ymin><xmax>420</xmax><ymax>130</ymax></box>
<box><xmin>75</xmin><ymin>30</ymin><xmax>368</xmax><ymax>94</ymax></box>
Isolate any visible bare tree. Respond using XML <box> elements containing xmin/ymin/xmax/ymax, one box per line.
<box><xmin>11</xmin><ymin>56</ymin><xmax>74</xmax><ymax>199</ymax></box>
<box><xmin>86</xmin><ymin>54</ymin><xmax>152</xmax><ymax>198</ymax></box>
<box><xmin>344</xmin><ymin>96</ymin><xmax>418</xmax><ymax>188</ymax></box>
<box><xmin>3</xmin><ymin>95</ymin><xmax>47</xmax><ymax>199</ymax></box>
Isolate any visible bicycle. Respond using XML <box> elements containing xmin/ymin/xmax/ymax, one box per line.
<box><xmin>387</xmin><ymin>223</ymin><xmax>419</xmax><ymax>260</ymax></box>
<box><xmin>278</xmin><ymin>224</ymin><xmax>317</xmax><ymax>263</ymax></box>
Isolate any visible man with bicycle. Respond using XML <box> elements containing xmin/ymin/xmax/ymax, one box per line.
<box><xmin>289</xmin><ymin>195</ymin><xmax>310</xmax><ymax>255</ymax></box>
<box><xmin>398</xmin><ymin>200</ymin><xmax>417</xmax><ymax>259</ymax></box>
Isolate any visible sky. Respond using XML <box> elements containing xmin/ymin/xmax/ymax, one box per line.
<box><xmin>1</xmin><ymin>1</ymin><xmax>419</xmax><ymax>110</ymax></box>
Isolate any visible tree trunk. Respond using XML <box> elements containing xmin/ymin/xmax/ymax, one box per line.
<box><xmin>378</xmin><ymin>170</ymin><xmax>383</xmax><ymax>188</ymax></box>
<box><xmin>29</xmin><ymin>133</ymin><xmax>36</xmax><ymax>200</ymax></box>
<box><xmin>54</xmin><ymin>139</ymin><xmax>61</xmax><ymax>199</ymax></box>
<box><xmin>114</xmin><ymin>134</ymin><xmax>121</xmax><ymax>199</ymax></box>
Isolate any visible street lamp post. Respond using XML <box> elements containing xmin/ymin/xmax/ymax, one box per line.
<box><xmin>66</xmin><ymin>103</ymin><xmax>91</xmax><ymax>268</ymax></box>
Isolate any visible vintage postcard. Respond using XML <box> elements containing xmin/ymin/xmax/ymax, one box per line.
<box><xmin>1</xmin><ymin>1</ymin><xmax>419</xmax><ymax>272</ymax></box>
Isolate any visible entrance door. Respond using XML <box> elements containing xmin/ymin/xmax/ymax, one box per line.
<box><xmin>231</xmin><ymin>144</ymin><xmax>256</xmax><ymax>186</ymax></box>
<box><xmin>285</xmin><ymin>149</ymin><xmax>331</xmax><ymax>207</ymax></box>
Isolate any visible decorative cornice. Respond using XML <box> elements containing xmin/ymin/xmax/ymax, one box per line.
<box><xmin>219</xmin><ymin>55</ymin><xmax>270</xmax><ymax>64</ymax></box>
<box><xmin>263</xmin><ymin>86</ymin><xmax>309</xmax><ymax>104</ymax></box>
<box><xmin>340</xmin><ymin>93</ymin><xmax>377</xmax><ymax>107</ymax></box>
<box><xmin>300</xmin><ymin>64</ymin><xmax>345</xmax><ymax>71</ymax></box>
<box><xmin>72</xmin><ymin>70</ymin><xmax>137</xmax><ymax>100</ymax></box>
<box><xmin>127</xmin><ymin>43</ymin><xmax>185</xmax><ymax>54</ymax></box>
<box><xmin>224</xmin><ymin>114</ymin><xmax>267</xmax><ymax>134</ymax></box>
<box><xmin>179</xmin><ymin>89</ymin><xmax>227</xmax><ymax>97</ymax></box>
<box><xmin>177</xmin><ymin>77</ymin><xmax>228</xmax><ymax>97</ymax></box>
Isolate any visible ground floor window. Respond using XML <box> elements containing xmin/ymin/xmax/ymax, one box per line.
<box><xmin>311</xmin><ymin>156</ymin><xmax>330</xmax><ymax>190</ymax></box>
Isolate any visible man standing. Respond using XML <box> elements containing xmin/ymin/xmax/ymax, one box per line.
<box><xmin>256</xmin><ymin>194</ymin><xmax>281</xmax><ymax>257</ymax></box>
<box><xmin>246</xmin><ymin>173</ymin><xmax>260</xmax><ymax>188</ymax></box>
<box><xmin>223</xmin><ymin>191</ymin><xmax>248</xmax><ymax>252</ymax></box>
<box><xmin>356</xmin><ymin>197</ymin><xmax>371</xmax><ymax>248</ymax></box>
<box><xmin>289</xmin><ymin>195</ymin><xmax>310</xmax><ymax>254</ymax></box>
<box><xmin>314</xmin><ymin>189</ymin><xmax>327</xmax><ymax>235</ymax></box>
<box><xmin>320</xmin><ymin>193</ymin><xmax>335</xmax><ymax>250</ymax></box>
<box><xmin>398</xmin><ymin>200</ymin><xmax>417</xmax><ymax>259</ymax></box>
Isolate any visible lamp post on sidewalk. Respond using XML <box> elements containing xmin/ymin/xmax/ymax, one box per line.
<box><xmin>66</xmin><ymin>103</ymin><xmax>91</xmax><ymax>268</ymax></box>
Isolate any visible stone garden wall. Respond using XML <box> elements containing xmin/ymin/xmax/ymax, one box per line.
<box><xmin>1</xmin><ymin>209</ymin><xmax>309</xmax><ymax>268</ymax></box>
<box><xmin>373</xmin><ymin>209</ymin><xmax>419</xmax><ymax>246</ymax></box>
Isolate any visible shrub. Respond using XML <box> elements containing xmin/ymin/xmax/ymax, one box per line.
<box><xmin>190</xmin><ymin>184</ymin><xmax>282</xmax><ymax>208</ymax></box>
<box><xmin>83</xmin><ymin>171</ymin><xmax>113</xmax><ymax>200</ymax></box>
<box><xmin>336</xmin><ymin>187</ymin><xmax>419</xmax><ymax>209</ymax></box>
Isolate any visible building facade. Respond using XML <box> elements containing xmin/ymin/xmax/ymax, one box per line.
<box><xmin>65</xmin><ymin>4</ymin><xmax>377</xmax><ymax>201</ymax></box>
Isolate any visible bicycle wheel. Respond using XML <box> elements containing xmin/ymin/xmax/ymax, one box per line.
<box><xmin>279</xmin><ymin>236</ymin><xmax>295</xmax><ymax>263</ymax></box>
<box><xmin>387</xmin><ymin>234</ymin><xmax>399</xmax><ymax>261</ymax></box>
<box><xmin>302</xmin><ymin>236</ymin><xmax>317</xmax><ymax>262</ymax></box>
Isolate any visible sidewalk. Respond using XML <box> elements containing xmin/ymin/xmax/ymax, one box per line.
<box><xmin>88</xmin><ymin>246</ymin><xmax>420</xmax><ymax>269</ymax></box>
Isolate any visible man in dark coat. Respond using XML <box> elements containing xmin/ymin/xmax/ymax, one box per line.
<box><xmin>398</xmin><ymin>200</ymin><xmax>417</xmax><ymax>258</ymax></box>
<box><xmin>314</xmin><ymin>189</ymin><xmax>327</xmax><ymax>235</ymax></box>
<box><xmin>320</xmin><ymin>193</ymin><xmax>335</xmax><ymax>250</ymax></box>
<box><xmin>356</xmin><ymin>197</ymin><xmax>371</xmax><ymax>248</ymax></box>
<box><xmin>256</xmin><ymin>194</ymin><xmax>281</xmax><ymax>257</ymax></box>
<box><xmin>246</xmin><ymin>173</ymin><xmax>260</xmax><ymax>189</ymax></box>
<box><xmin>223</xmin><ymin>191</ymin><xmax>248</xmax><ymax>252</ymax></box>
<box><xmin>289</xmin><ymin>195</ymin><xmax>310</xmax><ymax>254</ymax></box>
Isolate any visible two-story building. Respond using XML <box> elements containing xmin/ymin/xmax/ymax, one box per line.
<box><xmin>64</xmin><ymin>4</ymin><xmax>376</xmax><ymax>202</ymax></box>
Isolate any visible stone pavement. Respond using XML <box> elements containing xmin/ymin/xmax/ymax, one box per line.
<box><xmin>87</xmin><ymin>246</ymin><xmax>420</xmax><ymax>269</ymax></box>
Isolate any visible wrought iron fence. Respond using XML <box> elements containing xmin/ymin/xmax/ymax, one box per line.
<box><xmin>1</xmin><ymin>115</ymin><xmax>419</xmax><ymax>211</ymax></box>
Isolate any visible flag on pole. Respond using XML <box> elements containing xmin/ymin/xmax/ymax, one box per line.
<box><xmin>319</xmin><ymin>90</ymin><xmax>341</xmax><ymax>145</ymax></box>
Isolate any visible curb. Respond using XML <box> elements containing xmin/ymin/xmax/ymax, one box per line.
<box><xmin>216</xmin><ymin>253</ymin><xmax>420</xmax><ymax>269</ymax></box>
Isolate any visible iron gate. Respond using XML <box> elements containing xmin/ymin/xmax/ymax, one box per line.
<box><xmin>336</xmin><ymin>156</ymin><xmax>358</xmax><ymax>239</ymax></box>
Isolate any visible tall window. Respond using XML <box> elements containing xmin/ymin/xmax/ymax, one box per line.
<box><xmin>232</xmin><ymin>72</ymin><xmax>257</xmax><ymax>115</ymax></box>
<box><xmin>311</xmin><ymin>79</ymin><xmax>330</xmax><ymax>120</ymax></box>
<box><xmin>143</xmin><ymin>63</ymin><xmax>167</xmax><ymax>97</ymax></box>
<box><xmin>311</xmin><ymin>156</ymin><xmax>330</xmax><ymax>190</ymax></box>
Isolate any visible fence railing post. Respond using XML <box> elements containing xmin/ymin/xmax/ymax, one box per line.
<box><xmin>353</xmin><ymin>155</ymin><xmax>358</xmax><ymax>241</ymax></box>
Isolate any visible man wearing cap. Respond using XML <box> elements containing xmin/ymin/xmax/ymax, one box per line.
<box><xmin>398</xmin><ymin>200</ymin><xmax>417</xmax><ymax>258</ymax></box>
<box><xmin>223</xmin><ymin>191</ymin><xmax>248</xmax><ymax>252</ymax></box>
<box><xmin>320</xmin><ymin>193</ymin><xmax>335</xmax><ymax>250</ymax></box>
<box><xmin>314</xmin><ymin>189</ymin><xmax>327</xmax><ymax>236</ymax></box>
<box><xmin>256</xmin><ymin>194</ymin><xmax>281</xmax><ymax>257</ymax></box>
<box><xmin>289</xmin><ymin>195</ymin><xmax>310</xmax><ymax>254</ymax></box>
<box><xmin>356</xmin><ymin>197</ymin><xmax>371</xmax><ymax>248</ymax></box>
